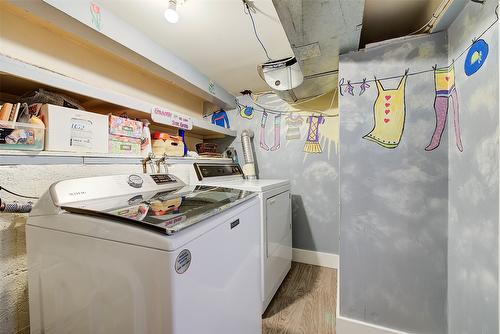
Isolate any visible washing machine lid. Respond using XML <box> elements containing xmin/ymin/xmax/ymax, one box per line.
<box><xmin>62</xmin><ymin>185</ymin><xmax>256</xmax><ymax>235</ymax></box>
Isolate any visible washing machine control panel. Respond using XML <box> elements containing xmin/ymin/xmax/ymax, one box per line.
<box><xmin>194</xmin><ymin>163</ymin><xmax>243</xmax><ymax>180</ymax></box>
<box><xmin>150</xmin><ymin>174</ymin><xmax>176</xmax><ymax>185</ymax></box>
<box><xmin>50</xmin><ymin>173</ymin><xmax>185</xmax><ymax>207</ymax></box>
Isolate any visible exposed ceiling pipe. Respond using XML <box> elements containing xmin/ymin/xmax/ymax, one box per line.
<box><xmin>270</xmin><ymin>0</ymin><xmax>365</xmax><ymax>102</ymax></box>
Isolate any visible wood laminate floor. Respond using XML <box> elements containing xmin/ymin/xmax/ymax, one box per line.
<box><xmin>262</xmin><ymin>262</ymin><xmax>337</xmax><ymax>334</ymax></box>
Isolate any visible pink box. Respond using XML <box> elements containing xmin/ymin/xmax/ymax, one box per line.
<box><xmin>109</xmin><ymin>115</ymin><xmax>143</xmax><ymax>139</ymax></box>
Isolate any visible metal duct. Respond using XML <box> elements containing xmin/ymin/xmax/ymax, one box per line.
<box><xmin>270</xmin><ymin>0</ymin><xmax>365</xmax><ymax>102</ymax></box>
<box><xmin>241</xmin><ymin>129</ymin><xmax>257</xmax><ymax>180</ymax></box>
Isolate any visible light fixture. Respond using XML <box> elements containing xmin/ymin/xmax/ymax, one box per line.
<box><xmin>164</xmin><ymin>0</ymin><xmax>179</xmax><ymax>23</ymax></box>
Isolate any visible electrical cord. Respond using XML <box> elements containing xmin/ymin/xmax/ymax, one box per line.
<box><xmin>407</xmin><ymin>0</ymin><xmax>453</xmax><ymax>35</ymax></box>
<box><xmin>0</xmin><ymin>186</ymin><xmax>39</xmax><ymax>199</ymax></box>
<box><xmin>243</xmin><ymin>0</ymin><xmax>272</xmax><ymax>61</ymax></box>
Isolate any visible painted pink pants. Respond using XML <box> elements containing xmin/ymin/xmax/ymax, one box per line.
<box><xmin>425</xmin><ymin>87</ymin><xmax>463</xmax><ymax>152</ymax></box>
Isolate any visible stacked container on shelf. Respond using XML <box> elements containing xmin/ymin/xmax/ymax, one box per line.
<box><xmin>108</xmin><ymin>115</ymin><xmax>143</xmax><ymax>156</ymax></box>
<box><xmin>43</xmin><ymin>104</ymin><xmax>108</xmax><ymax>153</ymax></box>
<box><xmin>151</xmin><ymin>131</ymin><xmax>185</xmax><ymax>157</ymax></box>
<box><xmin>0</xmin><ymin>102</ymin><xmax>45</xmax><ymax>151</ymax></box>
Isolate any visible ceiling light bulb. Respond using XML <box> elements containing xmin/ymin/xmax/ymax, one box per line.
<box><xmin>164</xmin><ymin>0</ymin><xmax>179</xmax><ymax>23</ymax></box>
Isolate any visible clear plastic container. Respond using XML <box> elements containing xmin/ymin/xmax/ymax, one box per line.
<box><xmin>0</xmin><ymin>121</ymin><xmax>45</xmax><ymax>151</ymax></box>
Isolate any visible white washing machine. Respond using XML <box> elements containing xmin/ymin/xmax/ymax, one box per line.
<box><xmin>26</xmin><ymin>173</ymin><xmax>262</xmax><ymax>334</ymax></box>
<box><xmin>169</xmin><ymin>162</ymin><xmax>292</xmax><ymax>312</ymax></box>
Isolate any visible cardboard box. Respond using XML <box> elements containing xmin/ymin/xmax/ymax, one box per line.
<box><xmin>109</xmin><ymin>115</ymin><xmax>143</xmax><ymax>138</ymax></box>
<box><xmin>152</xmin><ymin>133</ymin><xmax>184</xmax><ymax>157</ymax></box>
<box><xmin>41</xmin><ymin>104</ymin><xmax>108</xmax><ymax>153</ymax></box>
<box><xmin>109</xmin><ymin>134</ymin><xmax>141</xmax><ymax>155</ymax></box>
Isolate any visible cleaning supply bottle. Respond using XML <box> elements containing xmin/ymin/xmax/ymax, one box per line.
<box><xmin>178</xmin><ymin>129</ymin><xmax>188</xmax><ymax>157</ymax></box>
<box><xmin>140</xmin><ymin>119</ymin><xmax>152</xmax><ymax>157</ymax></box>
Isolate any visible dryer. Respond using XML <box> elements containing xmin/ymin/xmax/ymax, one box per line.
<box><xmin>169</xmin><ymin>162</ymin><xmax>292</xmax><ymax>312</ymax></box>
<box><xmin>26</xmin><ymin>173</ymin><xmax>261</xmax><ymax>334</ymax></box>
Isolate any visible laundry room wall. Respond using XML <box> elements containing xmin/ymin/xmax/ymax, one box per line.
<box><xmin>0</xmin><ymin>164</ymin><xmax>144</xmax><ymax>334</ymax></box>
<box><xmin>447</xmin><ymin>1</ymin><xmax>499</xmax><ymax>333</ymax></box>
<box><xmin>220</xmin><ymin>92</ymin><xmax>340</xmax><ymax>255</ymax></box>
<box><xmin>338</xmin><ymin>32</ymin><xmax>449</xmax><ymax>333</ymax></box>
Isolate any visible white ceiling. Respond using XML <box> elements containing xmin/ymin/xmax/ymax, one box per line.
<box><xmin>102</xmin><ymin>0</ymin><xmax>293</xmax><ymax>95</ymax></box>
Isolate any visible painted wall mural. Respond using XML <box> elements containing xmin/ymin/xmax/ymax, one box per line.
<box><xmin>89</xmin><ymin>2</ymin><xmax>102</xmax><ymax>31</ymax></box>
<box><xmin>211</xmin><ymin>109</ymin><xmax>230</xmax><ymax>128</ymax></box>
<box><xmin>239</xmin><ymin>105</ymin><xmax>254</xmax><ymax>119</ymax></box>
<box><xmin>285</xmin><ymin>114</ymin><xmax>303</xmax><ymax>140</ymax></box>
<box><xmin>304</xmin><ymin>115</ymin><xmax>325</xmax><ymax>153</ymax></box>
<box><xmin>447</xmin><ymin>1</ymin><xmax>498</xmax><ymax>333</ymax></box>
<box><xmin>259</xmin><ymin>111</ymin><xmax>281</xmax><ymax>151</ymax></box>
<box><xmin>363</xmin><ymin>73</ymin><xmax>408</xmax><ymax>149</ymax></box>
<box><xmin>219</xmin><ymin>91</ymin><xmax>340</xmax><ymax>254</ymax></box>
<box><xmin>339</xmin><ymin>32</ymin><xmax>449</xmax><ymax>334</ymax></box>
<box><xmin>426</xmin><ymin>63</ymin><xmax>462</xmax><ymax>152</ymax></box>
<box><xmin>339</xmin><ymin>3</ymin><xmax>499</xmax><ymax>334</ymax></box>
<box><xmin>231</xmin><ymin>90</ymin><xmax>340</xmax><ymax>158</ymax></box>
<box><xmin>339</xmin><ymin>5</ymin><xmax>497</xmax><ymax>154</ymax></box>
<box><xmin>464</xmin><ymin>39</ymin><xmax>489</xmax><ymax>76</ymax></box>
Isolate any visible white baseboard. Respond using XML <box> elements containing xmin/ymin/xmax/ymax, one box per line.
<box><xmin>336</xmin><ymin>316</ymin><xmax>412</xmax><ymax>334</ymax></box>
<box><xmin>335</xmin><ymin>263</ymin><xmax>410</xmax><ymax>334</ymax></box>
<box><xmin>292</xmin><ymin>248</ymin><xmax>339</xmax><ymax>269</ymax></box>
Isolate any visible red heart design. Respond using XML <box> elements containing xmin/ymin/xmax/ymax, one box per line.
<box><xmin>445</xmin><ymin>76</ymin><xmax>450</xmax><ymax>81</ymax></box>
<box><xmin>385</xmin><ymin>95</ymin><xmax>391</xmax><ymax>100</ymax></box>
<box><xmin>385</xmin><ymin>103</ymin><xmax>390</xmax><ymax>107</ymax></box>
<box><xmin>384</xmin><ymin>118</ymin><xmax>390</xmax><ymax>123</ymax></box>
<box><xmin>385</xmin><ymin>109</ymin><xmax>390</xmax><ymax>115</ymax></box>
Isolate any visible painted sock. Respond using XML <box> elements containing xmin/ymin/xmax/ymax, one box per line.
<box><xmin>450</xmin><ymin>88</ymin><xmax>463</xmax><ymax>152</ymax></box>
<box><xmin>270</xmin><ymin>115</ymin><xmax>281</xmax><ymax>151</ymax></box>
<box><xmin>260</xmin><ymin>111</ymin><xmax>269</xmax><ymax>150</ymax></box>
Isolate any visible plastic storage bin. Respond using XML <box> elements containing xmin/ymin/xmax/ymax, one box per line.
<box><xmin>0</xmin><ymin>121</ymin><xmax>45</xmax><ymax>151</ymax></box>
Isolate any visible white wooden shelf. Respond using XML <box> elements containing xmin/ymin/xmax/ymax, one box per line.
<box><xmin>10</xmin><ymin>0</ymin><xmax>236</xmax><ymax>109</ymax></box>
<box><xmin>0</xmin><ymin>150</ymin><xmax>233</xmax><ymax>166</ymax></box>
<box><xmin>0</xmin><ymin>55</ymin><xmax>237</xmax><ymax>139</ymax></box>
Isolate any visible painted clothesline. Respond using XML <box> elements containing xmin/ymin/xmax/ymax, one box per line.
<box><xmin>237</xmin><ymin>89</ymin><xmax>339</xmax><ymax>118</ymax></box>
<box><xmin>202</xmin><ymin>99</ymin><xmax>331</xmax><ymax>155</ymax></box>
<box><xmin>204</xmin><ymin>98</ymin><xmax>338</xmax><ymax>120</ymax></box>
<box><xmin>203</xmin><ymin>93</ymin><xmax>334</xmax><ymax>155</ymax></box>
<box><xmin>203</xmin><ymin>98</ymin><xmax>339</xmax><ymax>119</ymax></box>
<box><xmin>248</xmin><ymin>101</ymin><xmax>339</xmax><ymax>118</ymax></box>
<box><xmin>240</xmin><ymin>93</ymin><xmax>334</xmax><ymax>154</ymax></box>
<box><xmin>339</xmin><ymin>4</ymin><xmax>498</xmax><ymax>87</ymax></box>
